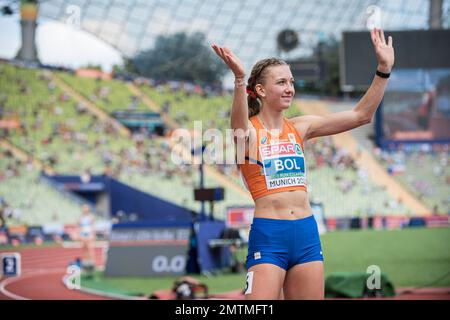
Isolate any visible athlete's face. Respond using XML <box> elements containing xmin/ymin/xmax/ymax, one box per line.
<box><xmin>82</xmin><ymin>204</ymin><xmax>90</xmax><ymax>215</ymax></box>
<box><xmin>256</xmin><ymin>65</ymin><xmax>295</xmax><ymax>111</ymax></box>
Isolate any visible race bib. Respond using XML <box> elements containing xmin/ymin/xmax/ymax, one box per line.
<box><xmin>259</xmin><ymin>140</ymin><xmax>306</xmax><ymax>189</ymax></box>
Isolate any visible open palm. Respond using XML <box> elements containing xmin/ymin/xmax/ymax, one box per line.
<box><xmin>371</xmin><ymin>28</ymin><xmax>395</xmax><ymax>73</ymax></box>
<box><xmin>211</xmin><ymin>44</ymin><xmax>246</xmax><ymax>78</ymax></box>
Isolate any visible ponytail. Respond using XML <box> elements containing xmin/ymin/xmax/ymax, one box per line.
<box><xmin>247</xmin><ymin>86</ymin><xmax>261</xmax><ymax>118</ymax></box>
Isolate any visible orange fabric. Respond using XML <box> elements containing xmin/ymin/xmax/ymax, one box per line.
<box><xmin>239</xmin><ymin>115</ymin><xmax>308</xmax><ymax>201</ymax></box>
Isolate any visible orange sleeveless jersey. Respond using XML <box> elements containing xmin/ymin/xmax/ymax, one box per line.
<box><xmin>239</xmin><ymin>115</ymin><xmax>308</xmax><ymax>201</ymax></box>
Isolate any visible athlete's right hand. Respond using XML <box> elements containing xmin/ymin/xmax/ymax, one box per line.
<box><xmin>211</xmin><ymin>44</ymin><xmax>246</xmax><ymax>78</ymax></box>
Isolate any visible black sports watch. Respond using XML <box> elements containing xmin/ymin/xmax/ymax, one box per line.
<box><xmin>376</xmin><ymin>70</ymin><xmax>391</xmax><ymax>78</ymax></box>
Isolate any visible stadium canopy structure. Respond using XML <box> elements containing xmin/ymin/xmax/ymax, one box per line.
<box><xmin>5</xmin><ymin>0</ymin><xmax>447</xmax><ymax>71</ymax></box>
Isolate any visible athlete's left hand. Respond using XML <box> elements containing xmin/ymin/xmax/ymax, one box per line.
<box><xmin>371</xmin><ymin>28</ymin><xmax>395</xmax><ymax>73</ymax></box>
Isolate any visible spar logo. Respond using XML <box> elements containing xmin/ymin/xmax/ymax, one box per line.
<box><xmin>260</xmin><ymin>142</ymin><xmax>296</xmax><ymax>157</ymax></box>
<box><xmin>295</xmin><ymin>143</ymin><xmax>302</xmax><ymax>155</ymax></box>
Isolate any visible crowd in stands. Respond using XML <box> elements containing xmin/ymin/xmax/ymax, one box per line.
<box><xmin>373</xmin><ymin>143</ymin><xmax>449</xmax><ymax>214</ymax></box>
<box><xmin>0</xmin><ymin>148</ymin><xmax>30</xmax><ymax>228</ymax></box>
<box><xmin>1</xmin><ymin>60</ymin><xmax>448</xmax><ymax>241</ymax></box>
<box><xmin>305</xmin><ymin>136</ymin><xmax>409</xmax><ymax>215</ymax></box>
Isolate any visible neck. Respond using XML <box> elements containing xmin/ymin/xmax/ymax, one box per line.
<box><xmin>258</xmin><ymin>107</ymin><xmax>284</xmax><ymax>131</ymax></box>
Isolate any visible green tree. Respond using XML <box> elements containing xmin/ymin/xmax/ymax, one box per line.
<box><xmin>113</xmin><ymin>58</ymin><xmax>138</xmax><ymax>75</ymax></box>
<box><xmin>133</xmin><ymin>32</ymin><xmax>226</xmax><ymax>85</ymax></box>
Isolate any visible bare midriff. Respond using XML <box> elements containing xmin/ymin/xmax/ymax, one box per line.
<box><xmin>253</xmin><ymin>189</ymin><xmax>312</xmax><ymax>220</ymax></box>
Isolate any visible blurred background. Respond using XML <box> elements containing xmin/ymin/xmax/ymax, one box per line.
<box><xmin>0</xmin><ymin>0</ymin><xmax>449</xmax><ymax>300</ymax></box>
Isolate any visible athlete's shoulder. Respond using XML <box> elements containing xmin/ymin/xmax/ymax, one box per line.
<box><xmin>287</xmin><ymin>115</ymin><xmax>308</xmax><ymax>125</ymax></box>
<box><xmin>287</xmin><ymin>116</ymin><xmax>309</xmax><ymax>142</ymax></box>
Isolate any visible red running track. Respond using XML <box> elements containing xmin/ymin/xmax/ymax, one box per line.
<box><xmin>1</xmin><ymin>245</ymin><xmax>449</xmax><ymax>300</ymax></box>
<box><xmin>0</xmin><ymin>244</ymin><xmax>116</xmax><ymax>300</ymax></box>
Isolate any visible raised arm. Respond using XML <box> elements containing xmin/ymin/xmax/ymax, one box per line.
<box><xmin>290</xmin><ymin>28</ymin><xmax>395</xmax><ymax>141</ymax></box>
<box><xmin>211</xmin><ymin>44</ymin><xmax>249</xmax><ymax>133</ymax></box>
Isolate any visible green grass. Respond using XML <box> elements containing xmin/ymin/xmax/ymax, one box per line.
<box><xmin>322</xmin><ymin>227</ymin><xmax>450</xmax><ymax>288</ymax></box>
<box><xmin>81</xmin><ymin>272</ymin><xmax>245</xmax><ymax>297</ymax></box>
<box><xmin>80</xmin><ymin>227</ymin><xmax>450</xmax><ymax>297</ymax></box>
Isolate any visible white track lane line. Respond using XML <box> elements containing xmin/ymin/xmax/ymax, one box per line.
<box><xmin>0</xmin><ymin>268</ymin><xmax>64</xmax><ymax>300</ymax></box>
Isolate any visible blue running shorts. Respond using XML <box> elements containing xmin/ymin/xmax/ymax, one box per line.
<box><xmin>246</xmin><ymin>215</ymin><xmax>324</xmax><ymax>271</ymax></box>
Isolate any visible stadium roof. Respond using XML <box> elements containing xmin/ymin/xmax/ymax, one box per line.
<box><xmin>30</xmin><ymin>0</ymin><xmax>450</xmax><ymax>69</ymax></box>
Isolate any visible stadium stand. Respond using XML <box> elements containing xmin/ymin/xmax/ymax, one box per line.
<box><xmin>56</xmin><ymin>71</ymin><xmax>149</xmax><ymax>113</ymax></box>
<box><xmin>0</xmin><ymin>145</ymin><xmax>81</xmax><ymax>226</ymax></box>
<box><xmin>0</xmin><ymin>61</ymin><xmax>440</xmax><ymax>220</ymax></box>
<box><xmin>373</xmin><ymin>145</ymin><xmax>449</xmax><ymax>214</ymax></box>
<box><xmin>0</xmin><ymin>62</ymin><xmax>252</xmax><ymax>220</ymax></box>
